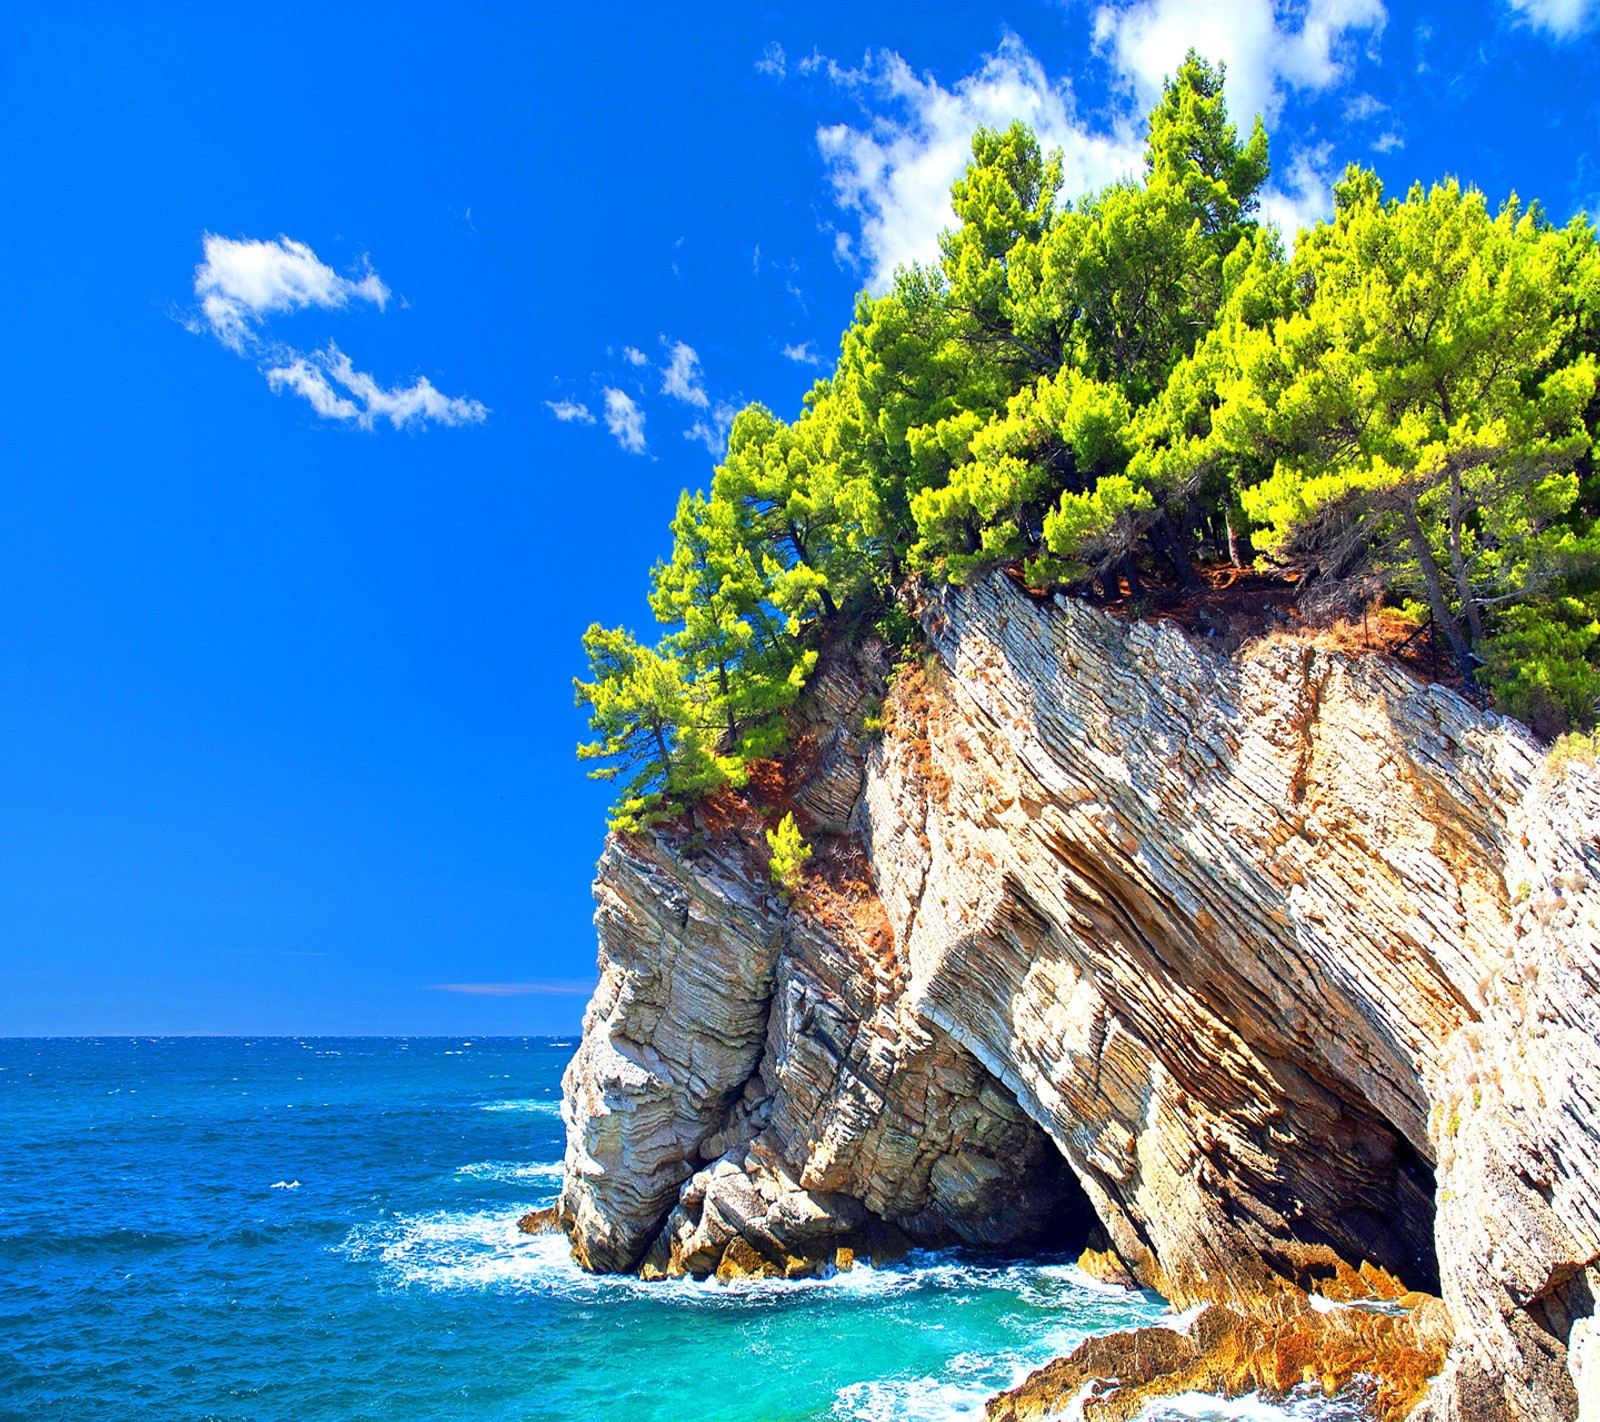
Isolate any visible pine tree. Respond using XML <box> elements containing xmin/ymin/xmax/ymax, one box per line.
<box><xmin>573</xmin><ymin>625</ymin><xmax>743</xmax><ymax>832</ymax></box>
<box><xmin>1213</xmin><ymin>171</ymin><xmax>1599</xmax><ymax>689</ymax></box>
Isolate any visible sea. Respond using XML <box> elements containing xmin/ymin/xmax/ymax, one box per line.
<box><xmin>0</xmin><ymin>1037</ymin><xmax>1371</xmax><ymax>1421</ymax></box>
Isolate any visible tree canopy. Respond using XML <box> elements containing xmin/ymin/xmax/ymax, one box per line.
<box><xmin>578</xmin><ymin>51</ymin><xmax>1600</xmax><ymax>830</ymax></box>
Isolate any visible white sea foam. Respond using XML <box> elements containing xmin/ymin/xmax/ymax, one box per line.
<box><xmin>338</xmin><ymin>1216</ymin><xmax>1158</xmax><ymax>1316</ymax></box>
<box><xmin>1134</xmin><ymin>1385</ymin><xmax>1371</xmax><ymax>1419</ymax></box>
<box><xmin>340</xmin><ymin>1209</ymin><xmax>562</xmax><ymax>1292</ymax></box>
<box><xmin>833</xmin><ymin>1371</ymin><xmax>1007</xmax><ymax>1420</ymax></box>
<box><xmin>831</xmin><ymin>1333</ymin><xmax>1089</xmax><ymax>1422</ymax></box>
<box><xmin>478</xmin><ymin>1098</ymin><xmax>562</xmax><ymax>1116</ymax></box>
<box><xmin>454</xmin><ymin>1160</ymin><xmax>564</xmax><ymax>1186</ymax></box>
<box><xmin>271</xmin><ymin>1180</ymin><xmax>301</xmax><ymax>1190</ymax></box>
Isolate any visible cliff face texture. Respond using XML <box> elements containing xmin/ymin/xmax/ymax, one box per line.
<box><xmin>558</xmin><ymin>576</ymin><xmax>1600</xmax><ymax>1422</ymax></box>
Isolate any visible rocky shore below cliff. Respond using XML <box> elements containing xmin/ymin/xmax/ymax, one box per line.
<box><xmin>554</xmin><ymin>575</ymin><xmax>1599</xmax><ymax>1422</ymax></box>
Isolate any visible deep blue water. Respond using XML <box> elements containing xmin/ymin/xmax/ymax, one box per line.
<box><xmin>0</xmin><ymin>1038</ymin><xmax>1364</xmax><ymax>1421</ymax></box>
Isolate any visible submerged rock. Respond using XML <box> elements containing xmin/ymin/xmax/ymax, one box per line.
<box><xmin>557</xmin><ymin>575</ymin><xmax>1600</xmax><ymax>1421</ymax></box>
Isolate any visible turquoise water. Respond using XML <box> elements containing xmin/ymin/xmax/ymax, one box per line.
<box><xmin>0</xmin><ymin>1038</ymin><xmax>1364</xmax><ymax>1421</ymax></box>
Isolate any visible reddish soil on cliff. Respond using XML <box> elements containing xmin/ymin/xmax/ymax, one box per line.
<box><xmin>1004</xmin><ymin>562</ymin><xmax>1482</xmax><ymax>699</ymax></box>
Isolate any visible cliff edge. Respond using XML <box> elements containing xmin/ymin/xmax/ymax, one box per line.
<box><xmin>557</xmin><ymin>575</ymin><xmax>1599</xmax><ymax>1422</ymax></box>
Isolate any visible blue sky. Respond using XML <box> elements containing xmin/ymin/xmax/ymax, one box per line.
<box><xmin>1</xmin><ymin>1</ymin><xmax>1596</xmax><ymax>1034</ymax></box>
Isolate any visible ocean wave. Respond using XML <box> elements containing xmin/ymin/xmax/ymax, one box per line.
<box><xmin>477</xmin><ymin>1098</ymin><xmax>562</xmax><ymax>1116</ymax></box>
<box><xmin>453</xmin><ymin>1160</ymin><xmax>564</xmax><ymax>1185</ymax></box>
<box><xmin>339</xmin><ymin>1209</ymin><xmax>559</xmax><ymax>1291</ymax></box>
<box><xmin>271</xmin><ymin>1179</ymin><xmax>301</xmax><ymax>1190</ymax></box>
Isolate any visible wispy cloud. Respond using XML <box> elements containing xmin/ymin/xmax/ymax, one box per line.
<box><xmin>810</xmin><ymin>36</ymin><xmax>1141</xmax><ymax>290</ymax></box>
<box><xmin>1504</xmin><ymin>0</ymin><xmax>1595</xmax><ymax>37</ymax></box>
<box><xmin>661</xmin><ymin>339</ymin><xmax>710</xmax><ymax>407</ymax></box>
<box><xmin>546</xmin><ymin>398</ymin><xmax>596</xmax><ymax>424</ymax></box>
<box><xmin>685</xmin><ymin>402</ymin><xmax>738</xmax><ymax>456</ymax></box>
<box><xmin>1258</xmin><ymin>141</ymin><xmax>1338</xmax><ymax>246</ymax></box>
<box><xmin>554</xmin><ymin>339</ymin><xmax>740</xmax><ymax>460</ymax></box>
<box><xmin>781</xmin><ymin>341</ymin><xmax>823</xmax><ymax>365</ymax></box>
<box><xmin>188</xmin><ymin>232</ymin><xmax>484</xmax><ymax>430</ymax></box>
<box><xmin>604</xmin><ymin>387</ymin><xmax>647</xmax><ymax>453</ymax></box>
<box><xmin>756</xmin><ymin>41</ymin><xmax>787</xmax><ymax>77</ymax></box>
<box><xmin>427</xmin><ymin>980</ymin><xmax>597</xmax><ymax>997</ymax></box>
<box><xmin>265</xmin><ymin>345</ymin><xmax>486</xmax><ymax>430</ymax></box>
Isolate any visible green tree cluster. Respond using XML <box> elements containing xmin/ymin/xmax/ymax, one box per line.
<box><xmin>580</xmin><ymin>52</ymin><xmax>1600</xmax><ymax>830</ymax></box>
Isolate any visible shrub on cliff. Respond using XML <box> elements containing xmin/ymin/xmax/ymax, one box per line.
<box><xmin>766</xmin><ymin>813</ymin><xmax>811</xmax><ymax>901</ymax></box>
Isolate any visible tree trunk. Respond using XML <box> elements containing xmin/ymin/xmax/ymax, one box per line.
<box><xmin>1401</xmin><ymin>499</ymin><xmax>1476</xmax><ymax>681</ymax></box>
<box><xmin>718</xmin><ymin>663</ymin><xmax>738</xmax><ymax>748</ymax></box>
<box><xmin>1446</xmin><ymin>465</ymin><xmax>1486</xmax><ymax>649</ymax></box>
<box><xmin>1121</xmin><ymin>554</ymin><xmax>1144</xmax><ymax>600</ymax></box>
<box><xmin>786</xmin><ymin>520</ymin><xmax>837</xmax><ymax>619</ymax></box>
<box><xmin>1154</xmin><ymin>511</ymin><xmax>1203</xmax><ymax>592</ymax></box>
<box><xmin>1224</xmin><ymin>499</ymin><xmax>1253</xmax><ymax>568</ymax></box>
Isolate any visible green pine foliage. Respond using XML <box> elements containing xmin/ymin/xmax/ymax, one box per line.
<box><xmin>578</xmin><ymin>50</ymin><xmax>1600</xmax><ymax>830</ymax></box>
<box><xmin>766</xmin><ymin>813</ymin><xmax>812</xmax><ymax>899</ymax></box>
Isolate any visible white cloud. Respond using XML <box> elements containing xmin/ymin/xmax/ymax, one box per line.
<box><xmin>193</xmin><ymin>233</ymin><xmax>389</xmax><ymax>353</ymax></box>
<box><xmin>604</xmin><ymin>387</ymin><xmax>647</xmax><ymax>453</ymax></box>
<box><xmin>1371</xmin><ymin>130</ymin><xmax>1403</xmax><ymax>153</ymax></box>
<box><xmin>622</xmin><ymin>345</ymin><xmax>650</xmax><ymax>366</ymax></box>
<box><xmin>810</xmin><ymin>18</ymin><xmax>1386</xmax><ymax>287</ymax></box>
<box><xmin>813</xmin><ymin>35</ymin><xmax>1143</xmax><ymax>291</ymax></box>
<box><xmin>189</xmin><ymin>231</ymin><xmax>483</xmax><ymax>431</ymax></box>
<box><xmin>265</xmin><ymin>358</ymin><xmax>362</xmax><ymax>422</ymax></box>
<box><xmin>265</xmin><ymin>345</ymin><xmax>488</xmax><ymax>430</ymax></box>
<box><xmin>1258</xmin><ymin>141</ymin><xmax>1338</xmax><ymax>244</ymax></box>
<box><xmin>546</xmin><ymin>398</ymin><xmax>596</xmax><ymax>424</ymax></box>
<box><xmin>782</xmin><ymin>341</ymin><xmax>823</xmax><ymax>365</ymax></box>
<box><xmin>1504</xmin><ymin>0</ymin><xmax>1595</xmax><ymax>37</ymax></box>
<box><xmin>1090</xmin><ymin>0</ymin><xmax>1387</xmax><ymax>132</ymax></box>
<box><xmin>685</xmin><ymin>402</ymin><xmax>738</xmax><ymax>456</ymax></box>
<box><xmin>756</xmin><ymin>41</ymin><xmax>787</xmax><ymax>77</ymax></box>
<box><xmin>660</xmin><ymin>339</ymin><xmax>710</xmax><ymax>407</ymax></box>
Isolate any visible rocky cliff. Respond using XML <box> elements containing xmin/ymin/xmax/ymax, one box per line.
<box><xmin>557</xmin><ymin>574</ymin><xmax>1599</xmax><ymax>1422</ymax></box>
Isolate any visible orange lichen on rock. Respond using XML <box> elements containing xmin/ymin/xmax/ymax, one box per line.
<box><xmin>986</xmin><ymin>1293</ymin><xmax>1453</xmax><ymax>1422</ymax></box>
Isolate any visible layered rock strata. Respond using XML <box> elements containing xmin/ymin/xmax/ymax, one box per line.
<box><xmin>558</xmin><ymin>575</ymin><xmax>1599</xmax><ymax>1422</ymax></box>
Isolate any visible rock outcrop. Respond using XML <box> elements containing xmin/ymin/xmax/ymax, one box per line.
<box><xmin>987</xmin><ymin>1292</ymin><xmax>1455</xmax><ymax>1422</ymax></box>
<box><xmin>558</xmin><ymin>574</ymin><xmax>1599</xmax><ymax>1421</ymax></box>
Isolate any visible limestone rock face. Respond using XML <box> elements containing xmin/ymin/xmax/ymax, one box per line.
<box><xmin>558</xmin><ymin>575</ymin><xmax>1600</xmax><ymax>1421</ymax></box>
<box><xmin>558</xmin><ymin>832</ymin><xmax>781</xmax><ymax>1273</ymax></box>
